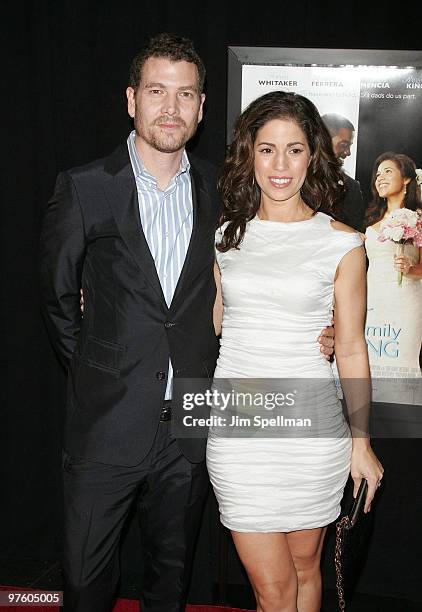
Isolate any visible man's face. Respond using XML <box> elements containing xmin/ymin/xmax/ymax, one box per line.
<box><xmin>126</xmin><ymin>57</ymin><xmax>205</xmax><ymax>154</ymax></box>
<box><xmin>331</xmin><ymin>127</ymin><xmax>354</xmax><ymax>160</ymax></box>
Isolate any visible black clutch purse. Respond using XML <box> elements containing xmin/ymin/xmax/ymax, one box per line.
<box><xmin>335</xmin><ymin>479</ymin><xmax>370</xmax><ymax>611</ymax></box>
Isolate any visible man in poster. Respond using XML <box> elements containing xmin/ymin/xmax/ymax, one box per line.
<box><xmin>321</xmin><ymin>113</ymin><xmax>366</xmax><ymax>231</ymax></box>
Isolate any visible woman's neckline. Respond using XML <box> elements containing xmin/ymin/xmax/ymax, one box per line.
<box><xmin>251</xmin><ymin>211</ymin><xmax>321</xmax><ymax>225</ymax></box>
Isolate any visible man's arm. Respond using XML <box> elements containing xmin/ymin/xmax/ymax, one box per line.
<box><xmin>39</xmin><ymin>172</ymin><xmax>86</xmax><ymax>370</ymax></box>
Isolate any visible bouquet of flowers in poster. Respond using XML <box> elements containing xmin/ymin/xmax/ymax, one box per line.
<box><xmin>377</xmin><ymin>208</ymin><xmax>422</xmax><ymax>285</ymax></box>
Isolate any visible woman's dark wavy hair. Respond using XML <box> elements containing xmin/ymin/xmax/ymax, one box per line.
<box><xmin>217</xmin><ymin>90</ymin><xmax>345</xmax><ymax>252</ymax></box>
<box><xmin>364</xmin><ymin>152</ymin><xmax>422</xmax><ymax>228</ymax></box>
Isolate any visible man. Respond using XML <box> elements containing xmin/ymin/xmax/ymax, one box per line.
<box><xmin>40</xmin><ymin>33</ymin><xmax>334</xmax><ymax>612</ymax></box>
<box><xmin>321</xmin><ymin>113</ymin><xmax>366</xmax><ymax>231</ymax></box>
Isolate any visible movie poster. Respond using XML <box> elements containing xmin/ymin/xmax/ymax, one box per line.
<box><xmin>241</xmin><ymin>65</ymin><xmax>361</xmax><ymax>177</ymax></box>
<box><xmin>240</xmin><ymin>63</ymin><xmax>422</xmax><ymax>405</ymax></box>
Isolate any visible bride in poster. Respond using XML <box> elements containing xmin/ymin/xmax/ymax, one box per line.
<box><xmin>364</xmin><ymin>152</ymin><xmax>422</xmax><ymax>397</ymax></box>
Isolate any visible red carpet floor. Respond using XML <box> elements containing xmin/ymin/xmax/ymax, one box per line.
<box><xmin>0</xmin><ymin>586</ymin><xmax>252</xmax><ymax>612</ymax></box>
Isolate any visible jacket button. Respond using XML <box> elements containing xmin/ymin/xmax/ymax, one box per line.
<box><xmin>164</xmin><ymin>321</ymin><xmax>175</xmax><ymax>329</ymax></box>
<box><xmin>156</xmin><ymin>371</ymin><xmax>166</xmax><ymax>381</ymax></box>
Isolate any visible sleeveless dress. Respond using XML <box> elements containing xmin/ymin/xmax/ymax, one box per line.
<box><xmin>206</xmin><ymin>212</ymin><xmax>363</xmax><ymax>532</ymax></box>
<box><xmin>365</xmin><ymin>226</ymin><xmax>421</xmax><ymax>378</ymax></box>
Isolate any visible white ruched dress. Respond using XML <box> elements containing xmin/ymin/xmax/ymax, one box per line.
<box><xmin>206</xmin><ymin>212</ymin><xmax>363</xmax><ymax>532</ymax></box>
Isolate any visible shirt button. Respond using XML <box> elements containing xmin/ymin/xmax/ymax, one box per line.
<box><xmin>156</xmin><ymin>371</ymin><xmax>166</xmax><ymax>381</ymax></box>
<box><xmin>165</xmin><ymin>231</ymin><xmax>169</xmax><ymax>238</ymax></box>
<box><xmin>164</xmin><ymin>321</ymin><xmax>175</xmax><ymax>329</ymax></box>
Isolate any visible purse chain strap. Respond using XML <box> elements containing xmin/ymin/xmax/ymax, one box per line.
<box><xmin>334</xmin><ymin>515</ymin><xmax>351</xmax><ymax>611</ymax></box>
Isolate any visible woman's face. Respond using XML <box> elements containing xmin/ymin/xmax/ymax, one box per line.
<box><xmin>375</xmin><ymin>159</ymin><xmax>408</xmax><ymax>199</ymax></box>
<box><xmin>253</xmin><ymin>117</ymin><xmax>311</xmax><ymax>208</ymax></box>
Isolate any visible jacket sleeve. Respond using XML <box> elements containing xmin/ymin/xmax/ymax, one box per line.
<box><xmin>39</xmin><ymin>172</ymin><xmax>86</xmax><ymax>370</ymax></box>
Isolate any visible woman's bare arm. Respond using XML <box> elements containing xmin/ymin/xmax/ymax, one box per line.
<box><xmin>213</xmin><ymin>261</ymin><xmax>223</xmax><ymax>337</ymax></box>
<box><xmin>334</xmin><ymin>241</ymin><xmax>384</xmax><ymax>511</ymax></box>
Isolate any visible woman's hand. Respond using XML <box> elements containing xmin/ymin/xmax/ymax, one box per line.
<box><xmin>318</xmin><ymin>325</ymin><xmax>334</xmax><ymax>360</ymax></box>
<box><xmin>394</xmin><ymin>254</ymin><xmax>413</xmax><ymax>276</ymax></box>
<box><xmin>350</xmin><ymin>441</ymin><xmax>384</xmax><ymax>513</ymax></box>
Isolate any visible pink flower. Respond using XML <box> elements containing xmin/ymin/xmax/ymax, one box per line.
<box><xmin>377</xmin><ymin>207</ymin><xmax>422</xmax><ymax>246</ymax></box>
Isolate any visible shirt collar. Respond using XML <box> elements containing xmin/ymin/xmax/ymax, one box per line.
<box><xmin>127</xmin><ymin>130</ymin><xmax>190</xmax><ymax>183</ymax></box>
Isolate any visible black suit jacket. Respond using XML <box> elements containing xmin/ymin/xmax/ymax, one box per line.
<box><xmin>40</xmin><ymin>144</ymin><xmax>220</xmax><ymax>466</ymax></box>
<box><xmin>339</xmin><ymin>173</ymin><xmax>366</xmax><ymax>232</ymax></box>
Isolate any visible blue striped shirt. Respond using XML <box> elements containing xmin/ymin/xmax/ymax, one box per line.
<box><xmin>127</xmin><ymin>130</ymin><xmax>193</xmax><ymax>399</ymax></box>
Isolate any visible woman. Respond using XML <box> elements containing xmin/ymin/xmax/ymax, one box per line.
<box><xmin>206</xmin><ymin>91</ymin><xmax>383</xmax><ymax>612</ymax></box>
<box><xmin>364</xmin><ymin>152</ymin><xmax>422</xmax><ymax>383</ymax></box>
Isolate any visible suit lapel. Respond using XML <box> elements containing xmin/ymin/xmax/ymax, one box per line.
<box><xmin>103</xmin><ymin>145</ymin><xmax>167</xmax><ymax>306</ymax></box>
<box><xmin>170</xmin><ymin>163</ymin><xmax>210</xmax><ymax>310</ymax></box>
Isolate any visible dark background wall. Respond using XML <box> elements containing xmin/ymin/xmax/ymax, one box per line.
<box><xmin>2</xmin><ymin>0</ymin><xmax>422</xmax><ymax>605</ymax></box>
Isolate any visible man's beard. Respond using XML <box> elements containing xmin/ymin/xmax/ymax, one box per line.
<box><xmin>135</xmin><ymin>112</ymin><xmax>198</xmax><ymax>154</ymax></box>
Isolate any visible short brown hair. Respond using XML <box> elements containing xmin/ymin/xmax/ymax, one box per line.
<box><xmin>128</xmin><ymin>32</ymin><xmax>206</xmax><ymax>93</ymax></box>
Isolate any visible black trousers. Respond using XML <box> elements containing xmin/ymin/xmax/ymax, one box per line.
<box><xmin>62</xmin><ymin>421</ymin><xmax>209</xmax><ymax>612</ymax></box>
